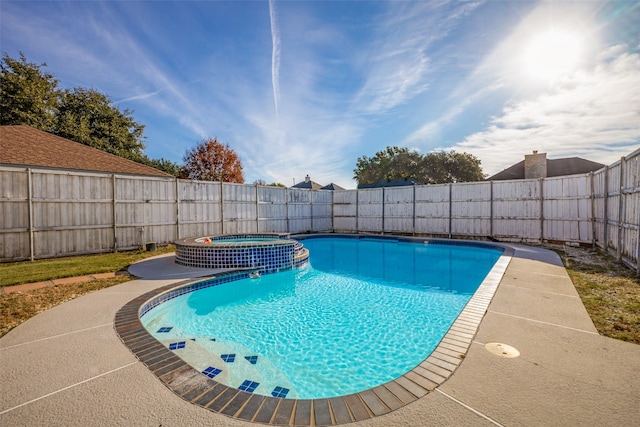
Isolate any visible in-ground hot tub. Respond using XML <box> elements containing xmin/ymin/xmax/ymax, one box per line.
<box><xmin>174</xmin><ymin>233</ymin><xmax>309</xmax><ymax>273</ymax></box>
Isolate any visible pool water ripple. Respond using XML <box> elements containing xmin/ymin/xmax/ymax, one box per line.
<box><xmin>141</xmin><ymin>237</ymin><xmax>501</xmax><ymax>399</ymax></box>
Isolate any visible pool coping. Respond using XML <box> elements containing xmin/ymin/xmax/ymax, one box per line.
<box><xmin>114</xmin><ymin>236</ymin><xmax>514</xmax><ymax>426</ymax></box>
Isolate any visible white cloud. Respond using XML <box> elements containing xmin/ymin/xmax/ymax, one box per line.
<box><xmin>351</xmin><ymin>1</ymin><xmax>483</xmax><ymax>115</ymax></box>
<box><xmin>269</xmin><ymin>0</ymin><xmax>281</xmax><ymax>118</ymax></box>
<box><xmin>404</xmin><ymin>1</ymin><xmax>639</xmax><ymax>175</ymax></box>
<box><xmin>404</xmin><ymin>81</ymin><xmax>503</xmax><ymax>145</ymax></box>
<box><xmin>453</xmin><ymin>47</ymin><xmax>640</xmax><ymax>174</ymax></box>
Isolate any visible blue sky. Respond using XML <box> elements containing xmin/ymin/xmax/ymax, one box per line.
<box><xmin>2</xmin><ymin>1</ymin><xmax>639</xmax><ymax>188</ymax></box>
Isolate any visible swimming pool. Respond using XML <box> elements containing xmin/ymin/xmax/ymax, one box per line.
<box><xmin>140</xmin><ymin>236</ymin><xmax>502</xmax><ymax>400</ymax></box>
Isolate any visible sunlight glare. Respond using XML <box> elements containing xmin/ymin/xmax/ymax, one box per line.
<box><xmin>523</xmin><ymin>29</ymin><xmax>582</xmax><ymax>81</ymax></box>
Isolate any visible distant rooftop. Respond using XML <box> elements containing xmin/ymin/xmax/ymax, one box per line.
<box><xmin>291</xmin><ymin>174</ymin><xmax>344</xmax><ymax>190</ymax></box>
<box><xmin>358</xmin><ymin>177</ymin><xmax>422</xmax><ymax>189</ymax></box>
<box><xmin>0</xmin><ymin>125</ymin><xmax>171</xmax><ymax>177</ymax></box>
<box><xmin>488</xmin><ymin>152</ymin><xmax>605</xmax><ymax>181</ymax></box>
<box><xmin>321</xmin><ymin>183</ymin><xmax>345</xmax><ymax>191</ymax></box>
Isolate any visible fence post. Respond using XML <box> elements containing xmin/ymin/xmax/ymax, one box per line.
<box><xmin>331</xmin><ymin>190</ymin><xmax>335</xmax><ymax>233</ymax></box>
<box><xmin>412</xmin><ymin>185</ymin><xmax>416</xmax><ymax>236</ymax></box>
<box><xmin>603</xmin><ymin>165</ymin><xmax>609</xmax><ymax>250</ymax></box>
<box><xmin>27</xmin><ymin>168</ymin><xmax>34</xmax><ymax>261</ymax></box>
<box><xmin>255</xmin><ymin>183</ymin><xmax>260</xmax><ymax>233</ymax></box>
<box><xmin>448</xmin><ymin>183</ymin><xmax>453</xmax><ymax>239</ymax></box>
<box><xmin>112</xmin><ymin>174</ymin><xmax>118</xmax><ymax>253</ymax></box>
<box><xmin>590</xmin><ymin>172</ymin><xmax>596</xmax><ymax>248</ymax></box>
<box><xmin>220</xmin><ymin>181</ymin><xmax>224</xmax><ymax>235</ymax></box>
<box><xmin>539</xmin><ymin>178</ymin><xmax>545</xmax><ymax>243</ymax></box>
<box><xmin>356</xmin><ymin>190</ymin><xmax>359</xmax><ymax>234</ymax></box>
<box><xmin>175</xmin><ymin>178</ymin><xmax>180</xmax><ymax>241</ymax></box>
<box><xmin>617</xmin><ymin>157</ymin><xmax>625</xmax><ymax>261</ymax></box>
<box><xmin>489</xmin><ymin>181</ymin><xmax>494</xmax><ymax>239</ymax></box>
<box><xmin>637</xmin><ymin>221</ymin><xmax>640</xmax><ymax>276</ymax></box>
<box><xmin>310</xmin><ymin>190</ymin><xmax>314</xmax><ymax>232</ymax></box>
<box><xmin>382</xmin><ymin>187</ymin><xmax>385</xmax><ymax>235</ymax></box>
<box><xmin>285</xmin><ymin>188</ymin><xmax>290</xmax><ymax>233</ymax></box>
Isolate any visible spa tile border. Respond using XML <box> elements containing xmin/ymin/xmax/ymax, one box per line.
<box><xmin>114</xmin><ymin>238</ymin><xmax>513</xmax><ymax>426</ymax></box>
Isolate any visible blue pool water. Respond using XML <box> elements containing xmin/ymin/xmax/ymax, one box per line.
<box><xmin>142</xmin><ymin>237</ymin><xmax>501</xmax><ymax>399</ymax></box>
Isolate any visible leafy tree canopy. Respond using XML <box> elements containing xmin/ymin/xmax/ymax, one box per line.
<box><xmin>253</xmin><ymin>179</ymin><xmax>286</xmax><ymax>187</ymax></box>
<box><xmin>180</xmin><ymin>137</ymin><xmax>244</xmax><ymax>183</ymax></box>
<box><xmin>0</xmin><ymin>52</ymin><xmax>170</xmax><ymax>169</ymax></box>
<box><xmin>1</xmin><ymin>52</ymin><xmax>59</xmax><ymax>131</ymax></box>
<box><xmin>354</xmin><ymin>146</ymin><xmax>485</xmax><ymax>185</ymax></box>
<box><xmin>139</xmin><ymin>156</ymin><xmax>182</xmax><ymax>176</ymax></box>
<box><xmin>56</xmin><ymin>87</ymin><xmax>146</xmax><ymax>161</ymax></box>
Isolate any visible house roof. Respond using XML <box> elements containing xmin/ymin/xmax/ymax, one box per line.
<box><xmin>291</xmin><ymin>180</ymin><xmax>324</xmax><ymax>190</ymax></box>
<box><xmin>0</xmin><ymin>125</ymin><xmax>171</xmax><ymax>177</ymax></box>
<box><xmin>321</xmin><ymin>183</ymin><xmax>345</xmax><ymax>190</ymax></box>
<box><xmin>488</xmin><ymin>157</ymin><xmax>605</xmax><ymax>181</ymax></box>
<box><xmin>358</xmin><ymin>177</ymin><xmax>422</xmax><ymax>189</ymax></box>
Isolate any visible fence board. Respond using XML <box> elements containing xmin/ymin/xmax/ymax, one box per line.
<box><xmin>1</xmin><ymin>148</ymin><xmax>638</xmax><ymax>269</ymax></box>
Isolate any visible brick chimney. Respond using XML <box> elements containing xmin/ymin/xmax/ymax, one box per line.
<box><xmin>524</xmin><ymin>150</ymin><xmax>547</xmax><ymax>179</ymax></box>
<box><xmin>304</xmin><ymin>174</ymin><xmax>310</xmax><ymax>183</ymax></box>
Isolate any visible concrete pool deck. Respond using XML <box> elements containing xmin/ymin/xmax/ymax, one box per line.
<box><xmin>1</xmin><ymin>243</ymin><xmax>639</xmax><ymax>426</ymax></box>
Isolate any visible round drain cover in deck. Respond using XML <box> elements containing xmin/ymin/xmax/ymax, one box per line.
<box><xmin>485</xmin><ymin>342</ymin><xmax>520</xmax><ymax>358</ymax></box>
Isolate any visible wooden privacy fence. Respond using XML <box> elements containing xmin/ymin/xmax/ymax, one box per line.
<box><xmin>1</xmin><ymin>147</ymin><xmax>638</xmax><ymax>272</ymax></box>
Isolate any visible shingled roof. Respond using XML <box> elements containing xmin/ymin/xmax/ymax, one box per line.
<box><xmin>358</xmin><ymin>177</ymin><xmax>422</xmax><ymax>189</ymax></box>
<box><xmin>0</xmin><ymin>125</ymin><xmax>171</xmax><ymax>177</ymax></box>
<box><xmin>321</xmin><ymin>183</ymin><xmax>345</xmax><ymax>190</ymax></box>
<box><xmin>291</xmin><ymin>174</ymin><xmax>325</xmax><ymax>190</ymax></box>
<box><xmin>488</xmin><ymin>157</ymin><xmax>605</xmax><ymax>181</ymax></box>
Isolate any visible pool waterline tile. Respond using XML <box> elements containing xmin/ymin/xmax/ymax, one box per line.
<box><xmin>221</xmin><ymin>391</ymin><xmax>252</xmax><ymax>417</ymax></box>
<box><xmin>383</xmin><ymin>381</ymin><xmax>416</xmax><ymax>405</ymax></box>
<box><xmin>272</xmin><ymin>398</ymin><xmax>295</xmax><ymax>425</ymax></box>
<box><xmin>372</xmin><ymin>385</ymin><xmax>403</xmax><ymax>411</ymax></box>
<box><xmin>114</xmin><ymin>236</ymin><xmax>514</xmax><ymax>426</ymax></box>
<box><xmin>329</xmin><ymin>397</ymin><xmax>353</xmax><ymax>424</ymax></box>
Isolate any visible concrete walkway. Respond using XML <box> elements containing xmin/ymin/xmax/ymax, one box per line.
<box><xmin>1</xmin><ymin>246</ymin><xmax>639</xmax><ymax>426</ymax></box>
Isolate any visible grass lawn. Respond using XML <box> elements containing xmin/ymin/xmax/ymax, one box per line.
<box><xmin>0</xmin><ymin>245</ymin><xmax>174</xmax><ymax>287</ymax></box>
<box><xmin>552</xmin><ymin>245</ymin><xmax>640</xmax><ymax>344</ymax></box>
<box><xmin>1</xmin><ymin>243</ymin><xmax>638</xmax><ymax>343</ymax></box>
<box><xmin>0</xmin><ymin>245</ymin><xmax>174</xmax><ymax>337</ymax></box>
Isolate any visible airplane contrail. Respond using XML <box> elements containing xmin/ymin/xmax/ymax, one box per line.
<box><xmin>269</xmin><ymin>0</ymin><xmax>280</xmax><ymax>118</ymax></box>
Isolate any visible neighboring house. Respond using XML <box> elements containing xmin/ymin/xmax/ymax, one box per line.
<box><xmin>291</xmin><ymin>175</ymin><xmax>344</xmax><ymax>190</ymax></box>
<box><xmin>357</xmin><ymin>177</ymin><xmax>422</xmax><ymax>189</ymax></box>
<box><xmin>488</xmin><ymin>151</ymin><xmax>605</xmax><ymax>181</ymax></box>
<box><xmin>320</xmin><ymin>183</ymin><xmax>345</xmax><ymax>190</ymax></box>
<box><xmin>0</xmin><ymin>125</ymin><xmax>171</xmax><ymax>177</ymax></box>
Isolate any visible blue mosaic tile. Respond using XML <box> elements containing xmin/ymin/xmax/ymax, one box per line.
<box><xmin>202</xmin><ymin>366</ymin><xmax>222</xmax><ymax>378</ymax></box>
<box><xmin>168</xmin><ymin>341</ymin><xmax>186</xmax><ymax>350</ymax></box>
<box><xmin>238</xmin><ymin>380</ymin><xmax>260</xmax><ymax>393</ymax></box>
<box><xmin>244</xmin><ymin>355</ymin><xmax>258</xmax><ymax>365</ymax></box>
<box><xmin>271</xmin><ymin>386</ymin><xmax>289</xmax><ymax>398</ymax></box>
<box><xmin>221</xmin><ymin>354</ymin><xmax>236</xmax><ymax>363</ymax></box>
<box><xmin>156</xmin><ymin>326</ymin><xmax>173</xmax><ymax>333</ymax></box>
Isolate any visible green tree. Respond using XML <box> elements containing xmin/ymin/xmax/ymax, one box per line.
<box><xmin>180</xmin><ymin>137</ymin><xmax>244</xmax><ymax>183</ymax></box>
<box><xmin>140</xmin><ymin>156</ymin><xmax>182</xmax><ymax>176</ymax></box>
<box><xmin>0</xmin><ymin>52</ymin><xmax>59</xmax><ymax>131</ymax></box>
<box><xmin>429</xmin><ymin>151</ymin><xmax>486</xmax><ymax>183</ymax></box>
<box><xmin>1</xmin><ymin>52</ymin><xmax>153</xmax><ymax>165</ymax></box>
<box><xmin>354</xmin><ymin>146</ymin><xmax>484</xmax><ymax>185</ymax></box>
<box><xmin>55</xmin><ymin>87</ymin><xmax>146</xmax><ymax>161</ymax></box>
<box><xmin>253</xmin><ymin>179</ymin><xmax>286</xmax><ymax>187</ymax></box>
